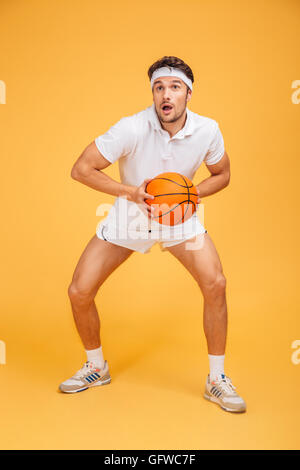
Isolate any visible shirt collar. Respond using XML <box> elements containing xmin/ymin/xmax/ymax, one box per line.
<box><xmin>148</xmin><ymin>103</ymin><xmax>195</xmax><ymax>139</ymax></box>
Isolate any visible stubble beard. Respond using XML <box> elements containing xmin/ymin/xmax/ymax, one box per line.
<box><xmin>158</xmin><ymin>100</ymin><xmax>187</xmax><ymax>124</ymax></box>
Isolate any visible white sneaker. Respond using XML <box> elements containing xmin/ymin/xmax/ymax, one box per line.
<box><xmin>59</xmin><ymin>360</ymin><xmax>111</xmax><ymax>393</ymax></box>
<box><xmin>204</xmin><ymin>374</ymin><xmax>246</xmax><ymax>413</ymax></box>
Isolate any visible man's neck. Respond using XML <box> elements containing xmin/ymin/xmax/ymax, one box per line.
<box><xmin>158</xmin><ymin>109</ymin><xmax>187</xmax><ymax>138</ymax></box>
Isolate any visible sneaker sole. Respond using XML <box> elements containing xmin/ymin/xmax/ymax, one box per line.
<box><xmin>204</xmin><ymin>393</ymin><xmax>246</xmax><ymax>413</ymax></box>
<box><xmin>59</xmin><ymin>377</ymin><xmax>111</xmax><ymax>394</ymax></box>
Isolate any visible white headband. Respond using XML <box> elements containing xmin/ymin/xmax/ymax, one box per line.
<box><xmin>150</xmin><ymin>66</ymin><xmax>193</xmax><ymax>91</ymax></box>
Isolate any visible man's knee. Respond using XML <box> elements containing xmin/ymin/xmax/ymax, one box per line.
<box><xmin>200</xmin><ymin>272</ymin><xmax>226</xmax><ymax>298</ymax></box>
<box><xmin>68</xmin><ymin>282</ymin><xmax>95</xmax><ymax>304</ymax></box>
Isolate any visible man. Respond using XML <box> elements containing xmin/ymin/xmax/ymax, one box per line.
<box><xmin>59</xmin><ymin>56</ymin><xmax>246</xmax><ymax>413</ymax></box>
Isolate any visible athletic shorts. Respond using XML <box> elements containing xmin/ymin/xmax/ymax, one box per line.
<box><xmin>96</xmin><ymin>213</ymin><xmax>207</xmax><ymax>254</ymax></box>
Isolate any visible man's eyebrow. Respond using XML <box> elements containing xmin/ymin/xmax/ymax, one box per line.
<box><xmin>153</xmin><ymin>79</ymin><xmax>182</xmax><ymax>85</ymax></box>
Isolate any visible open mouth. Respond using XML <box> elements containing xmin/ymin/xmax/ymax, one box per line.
<box><xmin>162</xmin><ymin>104</ymin><xmax>173</xmax><ymax>114</ymax></box>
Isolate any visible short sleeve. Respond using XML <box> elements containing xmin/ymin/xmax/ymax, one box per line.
<box><xmin>204</xmin><ymin>123</ymin><xmax>225</xmax><ymax>165</ymax></box>
<box><xmin>94</xmin><ymin>116</ymin><xmax>136</xmax><ymax>164</ymax></box>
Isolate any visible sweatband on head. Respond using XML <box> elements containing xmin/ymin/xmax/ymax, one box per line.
<box><xmin>150</xmin><ymin>66</ymin><xmax>193</xmax><ymax>91</ymax></box>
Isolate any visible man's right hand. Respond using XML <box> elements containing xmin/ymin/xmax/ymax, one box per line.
<box><xmin>129</xmin><ymin>179</ymin><xmax>155</xmax><ymax>219</ymax></box>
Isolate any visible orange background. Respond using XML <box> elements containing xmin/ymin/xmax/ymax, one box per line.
<box><xmin>0</xmin><ymin>0</ymin><xmax>299</xmax><ymax>450</ymax></box>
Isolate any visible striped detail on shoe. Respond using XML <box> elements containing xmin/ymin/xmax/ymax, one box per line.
<box><xmin>204</xmin><ymin>374</ymin><xmax>246</xmax><ymax>413</ymax></box>
<box><xmin>85</xmin><ymin>373</ymin><xmax>101</xmax><ymax>383</ymax></box>
<box><xmin>211</xmin><ymin>386</ymin><xmax>222</xmax><ymax>398</ymax></box>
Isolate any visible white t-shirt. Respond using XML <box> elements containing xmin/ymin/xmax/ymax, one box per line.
<box><xmin>95</xmin><ymin>103</ymin><xmax>225</xmax><ymax>232</ymax></box>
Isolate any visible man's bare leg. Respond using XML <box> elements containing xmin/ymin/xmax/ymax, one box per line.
<box><xmin>68</xmin><ymin>234</ymin><xmax>134</xmax><ymax>349</ymax></box>
<box><xmin>164</xmin><ymin>233</ymin><xmax>227</xmax><ymax>355</ymax></box>
<box><xmin>164</xmin><ymin>232</ymin><xmax>247</xmax><ymax>412</ymax></box>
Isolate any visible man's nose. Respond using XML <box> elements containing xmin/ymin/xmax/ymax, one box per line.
<box><xmin>162</xmin><ymin>88</ymin><xmax>172</xmax><ymax>99</ymax></box>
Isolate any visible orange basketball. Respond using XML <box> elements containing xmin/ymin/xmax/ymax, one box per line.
<box><xmin>145</xmin><ymin>172</ymin><xmax>198</xmax><ymax>226</ymax></box>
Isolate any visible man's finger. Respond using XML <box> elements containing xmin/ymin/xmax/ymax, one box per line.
<box><xmin>144</xmin><ymin>193</ymin><xmax>155</xmax><ymax>199</ymax></box>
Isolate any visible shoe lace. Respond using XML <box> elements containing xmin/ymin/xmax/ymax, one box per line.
<box><xmin>73</xmin><ymin>361</ymin><xmax>93</xmax><ymax>379</ymax></box>
<box><xmin>214</xmin><ymin>376</ymin><xmax>237</xmax><ymax>395</ymax></box>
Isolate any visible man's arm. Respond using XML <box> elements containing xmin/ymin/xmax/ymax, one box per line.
<box><xmin>196</xmin><ymin>151</ymin><xmax>230</xmax><ymax>199</ymax></box>
<box><xmin>71</xmin><ymin>142</ymin><xmax>155</xmax><ymax>216</ymax></box>
<box><xmin>71</xmin><ymin>141</ymin><xmax>136</xmax><ymax>201</ymax></box>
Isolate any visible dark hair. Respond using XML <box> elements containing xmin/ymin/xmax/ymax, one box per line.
<box><xmin>147</xmin><ymin>56</ymin><xmax>194</xmax><ymax>91</ymax></box>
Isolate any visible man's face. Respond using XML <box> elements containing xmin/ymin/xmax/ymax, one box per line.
<box><xmin>152</xmin><ymin>76</ymin><xmax>192</xmax><ymax>124</ymax></box>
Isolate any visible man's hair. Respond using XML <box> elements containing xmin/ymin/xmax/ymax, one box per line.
<box><xmin>147</xmin><ymin>56</ymin><xmax>194</xmax><ymax>91</ymax></box>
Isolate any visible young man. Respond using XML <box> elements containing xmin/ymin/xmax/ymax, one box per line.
<box><xmin>59</xmin><ymin>56</ymin><xmax>246</xmax><ymax>413</ymax></box>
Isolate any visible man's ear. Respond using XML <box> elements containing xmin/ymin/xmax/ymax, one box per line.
<box><xmin>187</xmin><ymin>88</ymin><xmax>192</xmax><ymax>102</ymax></box>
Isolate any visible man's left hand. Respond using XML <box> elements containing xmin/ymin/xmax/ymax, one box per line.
<box><xmin>196</xmin><ymin>186</ymin><xmax>201</xmax><ymax>205</ymax></box>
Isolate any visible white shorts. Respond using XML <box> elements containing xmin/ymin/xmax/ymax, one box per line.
<box><xmin>96</xmin><ymin>213</ymin><xmax>207</xmax><ymax>254</ymax></box>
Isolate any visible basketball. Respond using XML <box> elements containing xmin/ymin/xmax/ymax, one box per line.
<box><xmin>144</xmin><ymin>172</ymin><xmax>198</xmax><ymax>226</ymax></box>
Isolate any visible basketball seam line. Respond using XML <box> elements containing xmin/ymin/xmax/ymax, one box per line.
<box><xmin>179</xmin><ymin>197</ymin><xmax>191</xmax><ymax>223</ymax></box>
<box><xmin>152</xmin><ymin>199</ymin><xmax>196</xmax><ymax>221</ymax></box>
<box><xmin>181</xmin><ymin>174</ymin><xmax>191</xmax><ymax>202</ymax></box>
<box><xmin>179</xmin><ymin>174</ymin><xmax>191</xmax><ymax>224</ymax></box>
<box><xmin>146</xmin><ymin>177</ymin><xmax>193</xmax><ymax>189</ymax></box>
<box><xmin>151</xmin><ymin>192</ymin><xmax>198</xmax><ymax>197</ymax></box>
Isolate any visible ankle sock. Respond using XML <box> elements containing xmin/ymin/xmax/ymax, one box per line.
<box><xmin>85</xmin><ymin>346</ymin><xmax>105</xmax><ymax>369</ymax></box>
<box><xmin>208</xmin><ymin>354</ymin><xmax>225</xmax><ymax>381</ymax></box>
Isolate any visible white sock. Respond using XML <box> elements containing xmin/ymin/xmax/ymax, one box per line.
<box><xmin>208</xmin><ymin>354</ymin><xmax>225</xmax><ymax>381</ymax></box>
<box><xmin>85</xmin><ymin>346</ymin><xmax>105</xmax><ymax>369</ymax></box>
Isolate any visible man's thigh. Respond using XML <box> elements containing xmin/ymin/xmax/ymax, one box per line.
<box><xmin>70</xmin><ymin>234</ymin><xmax>134</xmax><ymax>296</ymax></box>
<box><xmin>164</xmin><ymin>233</ymin><xmax>225</xmax><ymax>290</ymax></box>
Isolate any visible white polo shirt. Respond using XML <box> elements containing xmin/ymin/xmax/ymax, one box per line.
<box><xmin>95</xmin><ymin>103</ymin><xmax>225</xmax><ymax>232</ymax></box>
